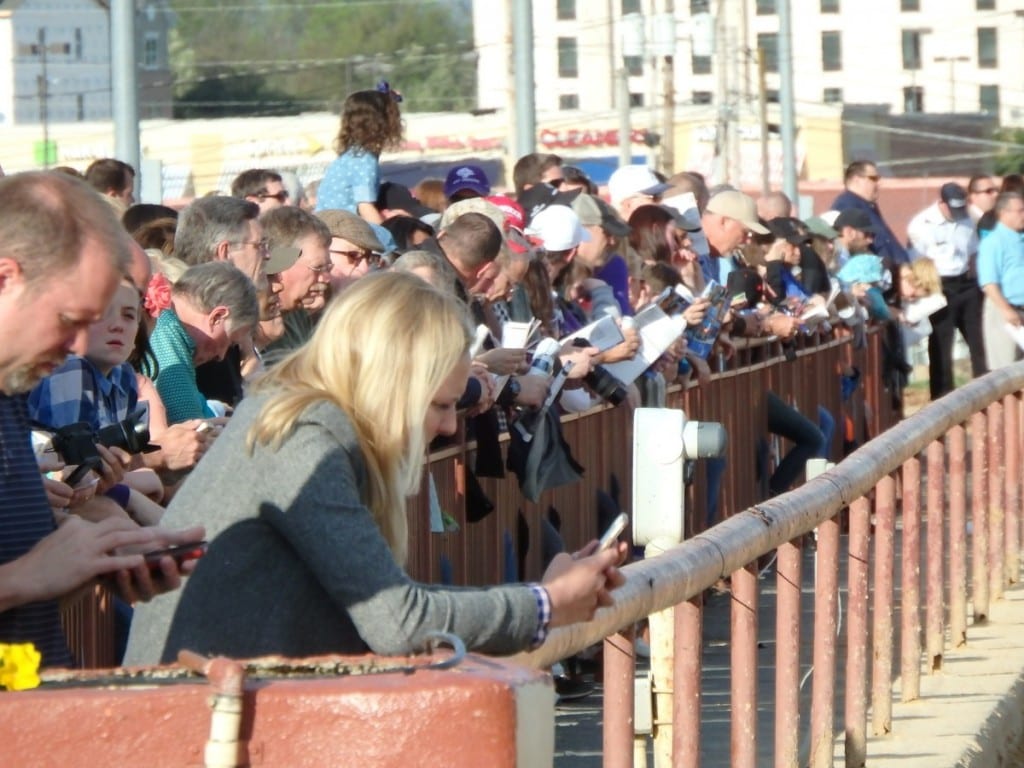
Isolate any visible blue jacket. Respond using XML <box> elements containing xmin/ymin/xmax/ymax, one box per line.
<box><xmin>831</xmin><ymin>189</ymin><xmax>909</xmax><ymax>266</ymax></box>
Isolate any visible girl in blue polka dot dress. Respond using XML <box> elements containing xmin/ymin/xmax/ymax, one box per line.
<box><xmin>315</xmin><ymin>82</ymin><xmax>403</xmax><ymax>224</ymax></box>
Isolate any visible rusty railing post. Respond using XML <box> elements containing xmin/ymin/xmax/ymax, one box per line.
<box><xmin>871</xmin><ymin>475</ymin><xmax>896</xmax><ymax>736</ymax></box>
<box><xmin>673</xmin><ymin>597</ymin><xmax>703</xmax><ymax>768</ymax></box>
<box><xmin>603</xmin><ymin>629</ymin><xmax>636</xmax><ymax>768</ymax></box>
<box><xmin>971</xmin><ymin>411</ymin><xmax>989</xmax><ymax>623</ymax></box>
<box><xmin>775</xmin><ymin>537</ymin><xmax>802</xmax><ymax>768</ymax></box>
<box><xmin>1004</xmin><ymin>394</ymin><xmax>1020</xmax><ymax>585</ymax></box>
<box><xmin>988</xmin><ymin>402</ymin><xmax>1005</xmax><ymax>599</ymax></box>
<box><xmin>948</xmin><ymin>425</ymin><xmax>968</xmax><ymax>648</ymax></box>
<box><xmin>900</xmin><ymin>457</ymin><xmax>921</xmax><ymax>702</ymax></box>
<box><xmin>731</xmin><ymin>563</ymin><xmax>758</xmax><ymax>768</ymax></box>
<box><xmin>925</xmin><ymin>440</ymin><xmax>945</xmax><ymax>671</ymax></box>
<box><xmin>844</xmin><ymin>497</ymin><xmax>871</xmax><ymax>767</ymax></box>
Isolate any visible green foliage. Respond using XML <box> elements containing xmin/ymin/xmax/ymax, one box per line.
<box><xmin>993</xmin><ymin>128</ymin><xmax>1024</xmax><ymax>177</ymax></box>
<box><xmin>167</xmin><ymin>0</ymin><xmax>476</xmax><ymax>116</ymax></box>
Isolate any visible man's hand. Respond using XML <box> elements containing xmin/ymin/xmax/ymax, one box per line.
<box><xmin>111</xmin><ymin>525</ymin><xmax>206</xmax><ymax>604</ymax></box>
<box><xmin>93</xmin><ymin>445</ymin><xmax>128</xmax><ymax>494</ymax></box>
<box><xmin>558</xmin><ymin>345</ymin><xmax>599</xmax><ymax>380</ymax></box>
<box><xmin>474</xmin><ymin>347</ymin><xmax>528</xmax><ymax>377</ymax></box>
<box><xmin>599</xmin><ymin>326</ymin><xmax>641</xmax><ymax>364</ymax></box>
<box><xmin>514</xmin><ymin>374</ymin><xmax>549</xmax><ymax>408</ymax></box>
<box><xmin>146</xmin><ymin>420</ymin><xmax>220</xmax><ymax>472</ymax></box>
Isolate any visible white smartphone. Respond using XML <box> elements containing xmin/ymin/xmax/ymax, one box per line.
<box><xmin>598</xmin><ymin>512</ymin><xmax>629</xmax><ymax>551</ymax></box>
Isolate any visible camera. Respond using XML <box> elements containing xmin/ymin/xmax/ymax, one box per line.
<box><xmin>570</xmin><ymin>337</ymin><xmax>628</xmax><ymax>406</ymax></box>
<box><xmin>50</xmin><ymin>404</ymin><xmax>155</xmax><ymax>466</ymax></box>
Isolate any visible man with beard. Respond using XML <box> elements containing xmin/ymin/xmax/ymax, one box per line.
<box><xmin>0</xmin><ymin>171</ymin><xmax>203</xmax><ymax>666</ymax></box>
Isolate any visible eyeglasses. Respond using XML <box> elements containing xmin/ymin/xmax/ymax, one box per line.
<box><xmin>973</xmin><ymin>187</ymin><xmax>999</xmax><ymax>195</ymax></box>
<box><xmin>330</xmin><ymin>249</ymin><xmax>382</xmax><ymax>268</ymax></box>
<box><xmin>236</xmin><ymin>238</ymin><xmax>270</xmax><ymax>253</ymax></box>
<box><xmin>257</xmin><ymin>190</ymin><xmax>289</xmax><ymax>203</ymax></box>
<box><xmin>305</xmin><ymin>260</ymin><xmax>333</xmax><ymax>275</ymax></box>
<box><xmin>861</xmin><ymin>174</ymin><xmax>881</xmax><ymax>182</ymax></box>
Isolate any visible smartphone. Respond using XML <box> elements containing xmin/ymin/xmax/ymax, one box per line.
<box><xmin>144</xmin><ymin>541</ymin><xmax>208</xmax><ymax>570</ymax></box>
<box><xmin>598</xmin><ymin>512</ymin><xmax>629</xmax><ymax>552</ymax></box>
<box><xmin>65</xmin><ymin>456</ymin><xmax>102</xmax><ymax>488</ymax></box>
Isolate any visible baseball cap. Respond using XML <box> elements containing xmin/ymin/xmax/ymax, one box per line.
<box><xmin>804</xmin><ymin>215</ymin><xmax>839</xmax><ymax>239</ymax></box>
<box><xmin>705</xmin><ymin>190</ymin><xmax>770</xmax><ymax>235</ymax></box>
<box><xmin>607</xmin><ymin>165</ymin><xmax>672</xmax><ymax>207</ymax></box>
<box><xmin>571</xmin><ymin>193</ymin><xmax>631</xmax><ymax>237</ymax></box>
<box><xmin>486</xmin><ymin>194</ymin><xmax>526</xmax><ymax>231</ymax></box>
<box><xmin>525</xmin><ymin>204</ymin><xmax>591</xmax><ymax>251</ymax></box>
<box><xmin>766</xmin><ymin>216</ymin><xmax>812</xmax><ymax>245</ymax></box>
<box><xmin>832</xmin><ymin>208</ymin><xmax>876</xmax><ymax>235</ymax></box>
<box><xmin>265</xmin><ymin>245</ymin><xmax>301</xmax><ymax>275</ymax></box>
<box><xmin>377</xmin><ymin>181</ymin><xmax>435</xmax><ymax>220</ymax></box>
<box><xmin>438</xmin><ymin>197</ymin><xmax>507</xmax><ymax>234</ymax></box>
<box><xmin>315</xmin><ymin>209</ymin><xmax>385</xmax><ymax>252</ymax></box>
<box><xmin>443</xmin><ymin>165</ymin><xmax>491</xmax><ymax>199</ymax></box>
<box><xmin>940</xmin><ymin>182</ymin><xmax>968</xmax><ymax>209</ymax></box>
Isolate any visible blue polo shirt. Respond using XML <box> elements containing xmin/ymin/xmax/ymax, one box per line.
<box><xmin>977</xmin><ymin>222</ymin><xmax>1024</xmax><ymax>306</ymax></box>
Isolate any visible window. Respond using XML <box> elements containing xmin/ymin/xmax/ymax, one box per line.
<box><xmin>143</xmin><ymin>34</ymin><xmax>159</xmax><ymax>69</ymax></box>
<box><xmin>621</xmin><ymin>0</ymin><xmax>641</xmax><ymax>13</ymax></box>
<box><xmin>821</xmin><ymin>0</ymin><xmax>839</xmax><ymax>11</ymax></box>
<box><xmin>559</xmin><ymin>93</ymin><xmax>579</xmax><ymax>110</ymax></box>
<box><xmin>976</xmin><ymin>0</ymin><xmax>994</xmax><ymax>7</ymax></box>
<box><xmin>692</xmin><ymin>91</ymin><xmax>713</xmax><ymax>104</ymax></box>
<box><xmin>823</xmin><ymin>87</ymin><xmax>843</xmax><ymax>103</ymax></box>
<box><xmin>629</xmin><ymin>92</ymin><xmax>645</xmax><ymax>107</ymax></box>
<box><xmin>690</xmin><ymin>0</ymin><xmax>710</xmax><ymax>12</ymax></box>
<box><xmin>74</xmin><ymin>28</ymin><xmax>82</xmax><ymax>60</ymax></box>
<box><xmin>692</xmin><ymin>54</ymin><xmax>711</xmax><ymax>74</ymax></box>
<box><xmin>821</xmin><ymin>31</ymin><xmax>842</xmax><ymax>71</ymax></box>
<box><xmin>901</xmin><ymin>0</ymin><xmax>920</xmax><ymax>10</ymax></box>
<box><xmin>557</xmin><ymin>37</ymin><xmax>578</xmax><ymax>78</ymax></box>
<box><xmin>757</xmin><ymin>33</ymin><xmax>778</xmax><ymax>72</ymax></box>
<box><xmin>624</xmin><ymin>54</ymin><xmax>643</xmax><ymax>76</ymax></box>
<box><xmin>76</xmin><ymin>94</ymin><xmax>84</xmax><ymax>121</ymax></box>
<box><xmin>902</xmin><ymin>29</ymin><xmax>922</xmax><ymax>70</ymax></box>
<box><xmin>979</xmin><ymin>84</ymin><xmax>1000</xmax><ymax>114</ymax></box>
<box><xmin>756</xmin><ymin>0</ymin><xmax>776</xmax><ymax>13</ymax></box>
<box><xmin>766</xmin><ymin>89</ymin><xmax>779</xmax><ymax>103</ymax></box>
<box><xmin>977</xmin><ymin>28</ymin><xmax>997</xmax><ymax>68</ymax></box>
<box><xmin>903</xmin><ymin>85</ymin><xmax>924</xmax><ymax>113</ymax></box>
<box><xmin>557</xmin><ymin>0</ymin><xmax>576</xmax><ymax>20</ymax></box>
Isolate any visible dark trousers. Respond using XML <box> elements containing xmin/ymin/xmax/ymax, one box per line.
<box><xmin>928</xmin><ymin>275</ymin><xmax>986</xmax><ymax>400</ymax></box>
<box><xmin>765</xmin><ymin>391</ymin><xmax>825</xmax><ymax>496</ymax></box>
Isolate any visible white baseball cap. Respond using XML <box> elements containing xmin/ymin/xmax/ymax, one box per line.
<box><xmin>607</xmin><ymin>165</ymin><xmax>672</xmax><ymax>207</ymax></box>
<box><xmin>525</xmin><ymin>205</ymin><xmax>591</xmax><ymax>251</ymax></box>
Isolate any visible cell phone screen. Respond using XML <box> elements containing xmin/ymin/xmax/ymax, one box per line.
<box><xmin>143</xmin><ymin>541</ymin><xmax>208</xmax><ymax>570</ymax></box>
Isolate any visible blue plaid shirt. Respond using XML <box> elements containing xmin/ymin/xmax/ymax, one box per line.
<box><xmin>28</xmin><ymin>356</ymin><xmax>139</xmax><ymax>431</ymax></box>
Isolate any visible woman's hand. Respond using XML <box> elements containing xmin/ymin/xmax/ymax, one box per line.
<box><xmin>474</xmin><ymin>347</ymin><xmax>527</xmax><ymax>377</ymax></box>
<box><xmin>542</xmin><ymin>541</ymin><xmax>627</xmax><ymax>628</ymax></box>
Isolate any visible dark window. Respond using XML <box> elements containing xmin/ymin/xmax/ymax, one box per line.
<box><xmin>756</xmin><ymin>0</ymin><xmax>776</xmax><ymax>13</ymax></box>
<box><xmin>903</xmin><ymin>85</ymin><xmax>924</xmax><ymax>113</ymax></box>
<box><xmin>758</xmin><ymin>33</ymin><xmax>778</xmax><ymax>73</ymax></box>
<box><xmin>821</xmin><ymin>31</ymin><xmax>842</xmax><ymax>71</ymax></box>
<box><xmin>624</xmin><ymin>54</ymin><xmax>643</xmax><ymax>76</ymax></box>
<box><xmin>558</xmin><ymin>37</ymin><xmax>578</xmax><ymax>78</ymax></box>
<box><xmin>690</xmin><ymin>0</ymin><xmax>710</xmax><ymax>12</ymax></box>
<box><xmin>977</xmin><ymin>27</ymin><xmax>997</xmax><ymax>68</ymax></box>
<box><xmin>76</xmin><ymin>94</ymin><xmax>84</xmax><ymax>121</ymax></box>
<box><xmin>902</xmin><ymin>29</ymin><xmax>922</xmax><ymax>70</ymax></box>
<box><xmin>766</xmin><ymin>89</ymin><xmax>779</xmax><ymax>103</ymax></box>
<box><xmin>557</xmin><ymin>0</ymin><xmax>576</xmax><ymax>20</ymax></box>
<box><xmin>692</xmin><ymin>90</ymin><xmax>713</xmax><ymax>104</ymax></box>
<box><xmin>976</xmin><ymin>0</ymin><xmax>994</xmax><ymax>8</ymax></box>
<box><xmin>559</xmin><ymin>93</ymin><xmax>579</xmax><ymax>110</ymax></box>
<box><xmin>823</xmin><ymin>87</ymin><xmax>843</xmax><ymax>103</ymax></box>
<box><xmin>74</xmin><ymin>28</ymin><xmax>82</xmax><ymax>60</ymax></box>
<box><xmin>979</xmin><ymin>84</ymin><xmax>999</xmax><ymax>114</ymax></box>
<box><xmin>621</xmin><ymin>0</ymin><xmax>642</xmax><ymax>13</ymax></box>
<box><xmin>821</xmin><ymin>0</ymin><xmax>839</xmax><ymax>11</ymax></box>
<box><xmin>692</xmin><ymin>54</ymin><xmax>712</xmax><ymax>74</ymax></box>
<box><xmin>901</xmin><ymin>0</ymin><xmax>920</xmax><ymax>10</ymax></box>
<box><xmin>629</xmin><ymin>92</ymin><xmax>645</xmax><ymax>107</ymax></box>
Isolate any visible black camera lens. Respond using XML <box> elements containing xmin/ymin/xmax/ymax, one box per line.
<box><xmin>584</xmin><ymin>365</ymin><xmax>627</xmax><ymax>406</ymax></box>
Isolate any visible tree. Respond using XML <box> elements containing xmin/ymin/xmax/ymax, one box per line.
<box><xmin>993</xmin><ymin>128</ymin><xmax>1024</xmax><ymax>177</ymax></box>
<box><xmin>167</xmin><ymin>0</ymin><xmax>476</xmax><ymax>116</ymax></box>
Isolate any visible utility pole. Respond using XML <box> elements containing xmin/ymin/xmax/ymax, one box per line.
<box><xmin>757</xmin><ymin>47</ymin><xmax>770</xmax><ymax>196</ymax></box>
<box><xmin>660</xmin><ymin>0</ymin><xmax>675</xmax><ymax>174</ymax></box>
<box><xmin>934</xmin><ymin>55</ymin><xmax>969</xmax><ymax>113</ymax></box>
<box><xmin>111</xmin><ymin>0</ymin><xmax>140</xmax><ymax>181</ymax></box>
<box><xmin>512</xmin><ymin>0</ymin><xmax>536</xmax><ymax>160</ymax></box>
<box><xmin>618</xmin><ymin>68</ymin><xmax>632</xmax><ymax>167</ymax></box>
<box><xmin>35</xmin><ymin>29</ymin><xmax>51</xmax><ymax>168</ymax></box>
<box><xmin>712</xmin><ymin>0</ymin><xmax>729</xmax><ymax>185</ymax></box>
<box><xmin>777</xmin><ymin>0</ymin><xmax>798</xmax><ymax>204</ymax></box>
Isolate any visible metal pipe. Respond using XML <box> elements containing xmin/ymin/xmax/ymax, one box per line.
<box><xmin>603</xmin><ymin>630</ymin><xmax>636</xmax><ymax>768</ymax></box>
<box><xmin>512</xmin><ymin>0</ymin><xmax>536</xmax><ymax>159</ymax></box>
<box><xmin>178</xmin><ymin>651</ymin><xmax>247</xmax><ymax>768</ymax></box>
<box><xmin>900</xmin><ymin>457</ymin><xmax>921</xmax><ymax>702</ymax></box>
<box><xmin>809</xmin><ymin>515</ymin><xmax>839</xmax><ymax>767</ymax></box>
<box><xmin>843</xmin><ymin>497</ymin><xmax>871</xmax><ymax>767</ymax></box>
<box><xmin>111</xmin><ymin>0</ymin><xmax>140</xmax><ymax>178</ymax></box>
<box><xmin>971</xmin><ymin>411</ymin><xmax>989</xmax><ymax>623</ymax></box>
<box><xmin>871</xmin><ymin>475</ymin><xmax>895</xmax><ymax>736</ymax></box>
<box><xmin>730</xmin><ymin>564</ymin><xmax>758</xmax><ymax>768</ymax></box>
<box><xmin>774</xmin><ymin>538</ymin><xmax>802</xmax><ymax>768</ymax></box>
<box><xmin>925</xmin><ymin>440</ymin><xmax>945</xmax><ymax>671</ymax></box>
<box><xmin>673</xmin><ymin>597</ymin><xmax>702</xmax><ymax>767</ymax></box>
<box><xmin>988</xmin><ymin>402</ymin><xmax>1005</xmax><ymax>599</ymax></box>
<box><xmin>948</xmin><ymin>425</ymin><xmax>968</xmax><ymax>648</ymax></box>
<box><xmin>1005</xmin><ymin>394</ymin><xmax>1021</xmax><ymax>585</ymax></box>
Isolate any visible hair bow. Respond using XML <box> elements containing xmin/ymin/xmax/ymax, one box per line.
<box><xmin>376</xmin><ymin>80</ymin><xmax>403</xmax><ymax>103</ymax></box>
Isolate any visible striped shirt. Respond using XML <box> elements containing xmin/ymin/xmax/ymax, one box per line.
<box><xmin>0</xmin><ymin>394</ymin><xmax>72</xmax><ymax>667</ymax></box>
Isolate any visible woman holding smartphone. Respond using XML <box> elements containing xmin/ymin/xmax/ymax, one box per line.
<box><xmin>125</xmin><ymin>272</ymin><xmax>625</xmax><ymax>664</ymax></box>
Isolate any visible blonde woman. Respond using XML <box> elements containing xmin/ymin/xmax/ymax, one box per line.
<box><xmin>125</xmin><ymin>271</ymin><xmax>624</xmax><ymax>664</ymax></box>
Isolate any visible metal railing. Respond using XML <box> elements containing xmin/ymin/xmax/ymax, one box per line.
<box><xmin>515</xmin><ymin>361</ymin><xmax>1024</xmax><ymax>767</ymax></box>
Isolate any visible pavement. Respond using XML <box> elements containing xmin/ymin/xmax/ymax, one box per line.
<box><xmin>553</xmin><ymin>532</ymin><xmax>1024</xmax><ymax>767</ymax></box>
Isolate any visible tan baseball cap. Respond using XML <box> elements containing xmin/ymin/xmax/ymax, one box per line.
<box><xmin>705</xmin><ymin>190</ymin><xmax>770</xmax><ymax>235</ymax></box>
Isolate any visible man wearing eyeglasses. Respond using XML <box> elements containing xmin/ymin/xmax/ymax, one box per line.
<box><xmin>231</xmin><ymin>168</ymin><xmax>289</xmax><ymax>214</ymax></box>
<box><xmin>831</xmin><ymin>160</ymin><xmax>909</xmax><ymax>267</ymax></box>
<box><xmin>315</xmin><ymin>209</ymin><xmax>386</xmax><ymax>296</ymax></box>
<box><xmin>966</xmin><ymin>175</ymin><xmax>999</xmax><ymax>227</ymax></box>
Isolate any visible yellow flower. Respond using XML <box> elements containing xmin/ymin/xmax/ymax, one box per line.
<box><xmin>0</xmin><ymin>643</ymin><xmax>41</xmax><ymax>691</ymax></box>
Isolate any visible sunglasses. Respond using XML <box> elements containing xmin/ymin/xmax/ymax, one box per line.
<box><xmin>258</xmin><ymin>190</ymin><xmax>289</xmax><ymax>203</ymax></box>
<box><xmin>330</xmin><ymin>249</ymin><xmax>382</xmax><ymax>268</ymax></box>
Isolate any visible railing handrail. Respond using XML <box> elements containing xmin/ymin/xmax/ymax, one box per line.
<box><xmin>517</xmin><ymin>360</ymin><xmax>1024</xmax><ymax>670</ymax></box>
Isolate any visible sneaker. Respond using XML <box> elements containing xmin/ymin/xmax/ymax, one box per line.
<box><xmin>554</xmin><ymin>675</ymin><xmax>594</xmax><ymax>702</ymax></box>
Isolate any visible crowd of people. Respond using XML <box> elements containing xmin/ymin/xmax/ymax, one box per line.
<box><xmin>1</xmin><ymin>84</ymin><xmax>1020</xmax><ymax>687</ymax></box>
